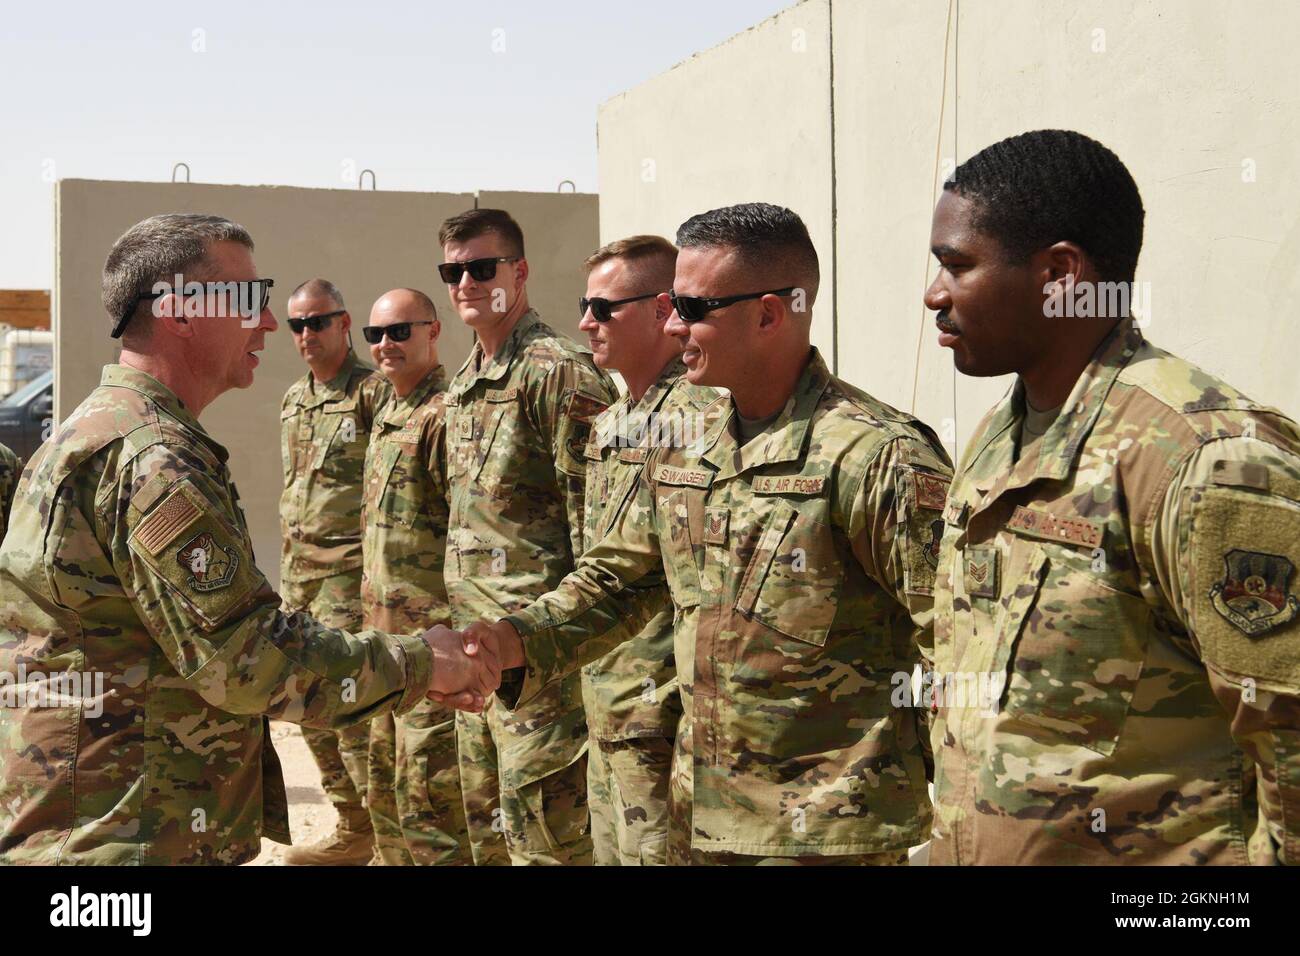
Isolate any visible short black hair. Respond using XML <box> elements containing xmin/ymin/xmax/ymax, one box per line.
<box><xmin>675</xmin><ymin>202</ymin><xmax>819</xmax><ymax>303</ymax></box>
<box><xmin>945</xmin><ymin>129</ymin><xmax>1145</xmax><ymax>283</ymax></box>
<box><xmin>438</xmin><ymin>208</ymin><xmax>525</xmax><ymax>258</ymax></box>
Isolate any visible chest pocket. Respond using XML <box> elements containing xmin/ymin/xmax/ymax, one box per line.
<box><xmin>312</xmin><ymin>401</ymin><xmax>363</xmax><ymax>476</ymax></box>
<box><xmin>735</xmin><ymin>500</ymin><xmax>843</xmax><ymax>647</ymax></box>
<box><xmin>655</xmin><ymin>487</ymin><xmax>703</xmax><ymax>609</ymax></box>
<box><xmin>992</xmin><ymin>539</ymin><xmax>1148</xmax><ymax>757</ymax></box>
<box><xmin>473</xmin><ymin>390</ymin><xmax>521</xmax><ymax>500</ymax></box>
<box><xmin>376</xmin><ymin>436</ymin><xmax>425</xmax><ymax>528</ymax></box>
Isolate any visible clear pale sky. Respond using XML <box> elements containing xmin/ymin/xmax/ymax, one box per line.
<box><xmin>0</xmin><ymin>0</ymin><xmax>791</xmax><ymax>290</ymax></box>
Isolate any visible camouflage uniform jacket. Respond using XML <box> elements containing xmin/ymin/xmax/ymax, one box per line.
<box><xmin>362</xmin><ymin>365</ymin><xmax>451</xmax><ymax>634</ymax></box>
<box><xmin>0</xmin><ymin>442</ymin><xmax>21</xmax><ymax>537</ymax></box>
<box><xmin>506</xmin><ymin>348</ymin><xmax>954</xmax><ymax>857</ymax></box>
<box><xmin>0</xmin><ymin>365</ymin><xmax>433</xmax><ymax>865</ymax></box>
<box><xmin>444</xmin><ymin>310</ymin><xmax>623</xmax><ymax>770</ymax></box>
<box><xmin>930</xmin><ymin>319</ymin><xmax>1300</xmax><ymax>865</ymax></box>
<box><xmin>579</xmin><ymin>358</ymin><xmax>715</xmax><ymax>741</ymax></box>
<box><xmin>280</xmin><ymin>351</ymin><xmax>391</xmax><ymax>586</ymax></box>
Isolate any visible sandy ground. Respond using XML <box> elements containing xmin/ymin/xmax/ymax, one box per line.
<box><xmin>247</xmin><ymin>721</ymin><xmax>336</xmax><ymax>865</ymax></box>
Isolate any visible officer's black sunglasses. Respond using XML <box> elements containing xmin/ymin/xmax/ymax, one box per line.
<box><xmin>578</xmin><ymin>291</ymin><xmax>661</xmax><ymax>323</ymax></box>
<box><xmin>361</xmin><ymin>321</ymin><xmax>435</xmax><ymax>344</ymax></box>
<box><xmin>669</xmin><ymin>286</ymin><xmax>797</xmax><ymax>324</ymax></box>
<box><xmin>287</xmin><ymin>310</ymin><xmax>346</xmax><ymax>334</ymax></box>
<box><xmin>111</xmin><ymin>278</ymin><xmax>275</xmax><ymax>339</ymax></box>
<box><xmin>437</xmin><ymin>257</ymin><xmax>520</xmax><ymax>284</ymax></box>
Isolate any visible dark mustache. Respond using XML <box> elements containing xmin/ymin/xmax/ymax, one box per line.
<box><xmin>935</xmin><ymin>311</ymin><xmax>959</xmax><ymax>333</ymax></box>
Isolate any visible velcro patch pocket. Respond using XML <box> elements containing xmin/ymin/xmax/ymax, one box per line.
<box><xmin>128</xmin><ymin>479</ymin><xmax>261</xmax><ymax>632</ymax></box>
<box><xmin>1189</xmin><ymin>485</ymin><xmax>1300</xmax><ymax>689</ymax></box>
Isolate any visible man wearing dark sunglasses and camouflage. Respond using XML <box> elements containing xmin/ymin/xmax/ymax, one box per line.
<box><xmin>452</xmin><ymin>203</ymin><xmax>953</xmax><ymax>865</ymax></box>
<box><xmin>0</xmin><ymin>214</ymin><xmax>493</xmax><ymax>864</ymax></box>
<box><xmin>359</xmin><ymin>289</ymin><xmax>471</xmax><ymax>866</ymax></box>
<box><xmin>438</xmin><ymin>208</ymin><xmax>622</xmax><ymax>865</ymax></box>
<box><xmin>575</xmin><ymin>234</ymin><xmax>717</xmax><ymax>864</ymax></box>
<box><xmin>278</xmin><ymin>278</ymin><xmax>391</xmax><ymax>865</ymax></box>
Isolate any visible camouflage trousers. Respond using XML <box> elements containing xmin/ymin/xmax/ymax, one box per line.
<box><xmin>588</xmin><ymin>735</ymin><xmax>672</xmax><ymax>866</ymax></box>
<box><xmin>663</xmin><ymin>759</ymin><xmax>910</xmax><ymax>866</ymax></box>
<box><xmin>685</xmin><ymin>847</ymin><xmax>911</xmax><ymax>866</ymax></box>
<box><xmin>281</xmin><ymin>572</ymin><xmax>371</xmax><ymax>834</ymax></box>
<box><xmin>456</xmin><ymin>677</ymin><xmax>593</xmax><ymax>866</ymax></box>
<box><xmin>369</xmin><ymin>700</ymin><xmax>472</xmax><ymax>866</ymax></box>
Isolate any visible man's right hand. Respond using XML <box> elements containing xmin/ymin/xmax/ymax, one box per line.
<box><xmin>419</xmin><ymin>624</ymin><xmax>503</xmax><ymax>712</ymax></box>
<box><xmin>427</xmin><ymin>619</ymin><xmax>525</xmax><ymax>709</ymax></box>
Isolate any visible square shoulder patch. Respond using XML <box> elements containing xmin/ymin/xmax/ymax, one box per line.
<box><xmin>1190</xmin><ymin>485</ymin><xmax>1300</xmax><ymax>689</ymax></box>
<box><xmin>128</xmin><ymin>479</ymin><xmax>261</xmax><ymax>632</ymax></box>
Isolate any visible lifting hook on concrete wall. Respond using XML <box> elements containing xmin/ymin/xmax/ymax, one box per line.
<box><xmin>171</xmin><ymin>162</ymin><xmax>191</xmax><ymax>183</ymax></box>
<box><xmin>557</xmin><ymin>179</ymin><xmax>576</xmax><ymax>193</ymax></box>
<box><xmin>358</xmin><ymin>169</ymin><xmax>376</xmax><ymax>191</ymax></box>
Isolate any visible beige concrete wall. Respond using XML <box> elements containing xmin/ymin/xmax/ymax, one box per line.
<box><xmin>54</xmin><ymin>180</ymin><xmax>597</xmax><ymax>585</ymax></box>
<box><xmin>596</xmin><ymin>0</ymin><xmax>835</xmax><ymax>357</ymax></box>
<box><xmin>599</xmin><ymin>0</ymin><xmax>1300</xmax><ymax>459</ymax></box>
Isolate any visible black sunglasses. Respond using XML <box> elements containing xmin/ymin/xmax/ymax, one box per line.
<box><xmin>288</xmin><ymin>310</ymin><xmax>345</xmax><ymax>334</ymax></box>
<box><xmin>112</xmin><ymin>278</ymin><xmax>275</xmax><ymax>339</ymax></box>
<box><xmin>579</xmin><ymin>291</ymin><xmax>661</xmax><ymax>323</ymax></box>
<box><xmin>437</xmin><ymin>257</ymin><xmax>520</xmax><ymax>284</ymax></box>
<box><xmin>669</xmin><ymin>286</ymin><xmax>796</xmax><ymax>324</ymax></box>
<box><xmin>361</xmin><ymin>321</ymin><xmax>435</xmax><ymax>345</ymax></box>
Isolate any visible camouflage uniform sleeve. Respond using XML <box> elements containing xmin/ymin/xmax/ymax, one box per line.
<box><xmin>95</xmin><ymin>444</ymin><xmax>434</xmax><ymax>729</ymax></box>
<box><xmin>424</xmin><ymin>399</ymin><xmax>449</xmax><ymax>503</ymax></box>
<box><xmin>0</xmin><ymin>443</ymin><xmax>20</xmax><ymax>538</ymax></box>
<box><xmin>532</xmin><ymin>359</ymin><xmax>616</xmax><ymax>560</ymax></box>
<box><xmin>501</xmin><ymin>465</ymin><xmax>670</xmax><ymax>708</ymax></box>
<box><xmin>844</xmin><ymin>433</ymin><xmax>952</xmax><ymax>767</ymax></box>
<box><xmin>1148</xmin><ymin>436</ymin><xmax>1300</xmax><ymax>864</ymax></box>
<box><xmin>845</xmin><ymin>434</ymin><xmax>952</xmax><ymax>661</ymax></box>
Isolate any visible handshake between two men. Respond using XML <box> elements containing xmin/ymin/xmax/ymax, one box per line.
<box><xmin>418</xmin><ymin>620</ymin><xmax>527</xmax><ymax>712</ymax></box>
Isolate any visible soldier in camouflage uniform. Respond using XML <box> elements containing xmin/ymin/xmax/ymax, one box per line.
<box><xmin>459</xmin><ymin>204</ymin><xmax>953</xmax><ymax>865</ymax></box>
<box><xmin>0</xmin><ymin>214</ymin><xmax>492</xmax><ymax>864</ymax></box>
<box><xmin>439</xmin><ymin>209</ymin><xmax>623</xmax><ymax>865</ymax></box>
<box><xmin>279</xmin><ymin>278</ymin><xmax>390</xmax><ymax>865</ymax></box>
<box><xmin>0</xmin><ymin>441</ymin><xmax>21</xmax><ymax>536</ymax></box>
<box><xmin>924</xmin><ymin>130</ymin><xmax>1300</xmax><ymax>864</ymax></box>
<box><xmin>574</xmin><ymin>235</ymin><xmax>716</xmax><ymax>865</ymax></box>
<box><xmin>360</xmin><ymin>288</ymin><xmax>470</xmax><ymax>865</ymax></box>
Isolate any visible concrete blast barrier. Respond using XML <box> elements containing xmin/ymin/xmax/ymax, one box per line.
<box><xmin>598</xmin><ymin>0</ymin><xmax>1300</xmax><ymax>459</ymax></box>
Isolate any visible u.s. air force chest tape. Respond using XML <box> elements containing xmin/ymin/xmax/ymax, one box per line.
<box><xmin>128</xmin><ymin>477</ymin><xmax>262</xmax><ymax>632</ymax></box>
<box><xmin>1188</xmin><ymin>464</ymin><xmax>1300</xmax><ymax>690</ymax></box>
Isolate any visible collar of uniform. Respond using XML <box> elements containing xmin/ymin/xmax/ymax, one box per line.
<box><xmin>298</xmin><ymin>350</ymin><xmax>362</xmax><ymax>409</ymax></box>
<box><xmin>971</xmin><ymin>318</ymin><xmax>1142</xmax><ymax>500</ymax></box>
<box><xmin>452</xmin><ymin>309</ymin><xmax>542</xmax><ymax>395</ymax></box>
<box><xmin>100</xmin><ymin>363</ymin><xmax>228</xmax><ymax>462</ymax></box>
<box><xmin>704</xmin><ymin>346</ymin><xmax>828</xmax><ymax>479</ymax></box>
<box><xmin>636</xmin><ymin>356</ymin><xmax>689</xmax><ymax>416</ymax></box>
<box><xmin>381</xmin><ymin>364</ymin><xmax>447</xmax><ymax>428</ymax></box>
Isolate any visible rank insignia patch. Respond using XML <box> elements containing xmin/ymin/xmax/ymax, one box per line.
<box><xmin>176</xmin><ymin>532</ymin><xmax>239</xmax><ymax>592</ymax></box>
<box><xmin>1209</xmin><ymin>549</ymin><xmax>1300</xmax><ymax>637</ymax></box>
<box><xmin>704</xmin><ymin>507</ymin><xmax>729</xmax><ymax>545</ymax></box>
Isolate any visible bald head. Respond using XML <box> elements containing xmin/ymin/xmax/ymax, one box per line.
<box><xmin>371</xmin><ymin>287</ymin><xmax>438</xmax><ymax>325</ymax></box>
<box><xmin>367</xmin><ymin>288</ymin><xmax>441</xmax><ymax>396</ymax></box>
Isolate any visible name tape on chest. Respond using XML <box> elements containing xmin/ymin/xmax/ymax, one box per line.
<box><xmin>752</xmin><ymin>474</ymin><xmax>826</xmax><ymax>495</ymax></box>
<box><xmin>651</xmin><ymin>464</ymin><xmax>712</xmax><ymax>488</ymax></box>
<box><xmin>1008</xmin><ymin>505</ymin><xmax>1104</xmax><ymax>549</ymax></box>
